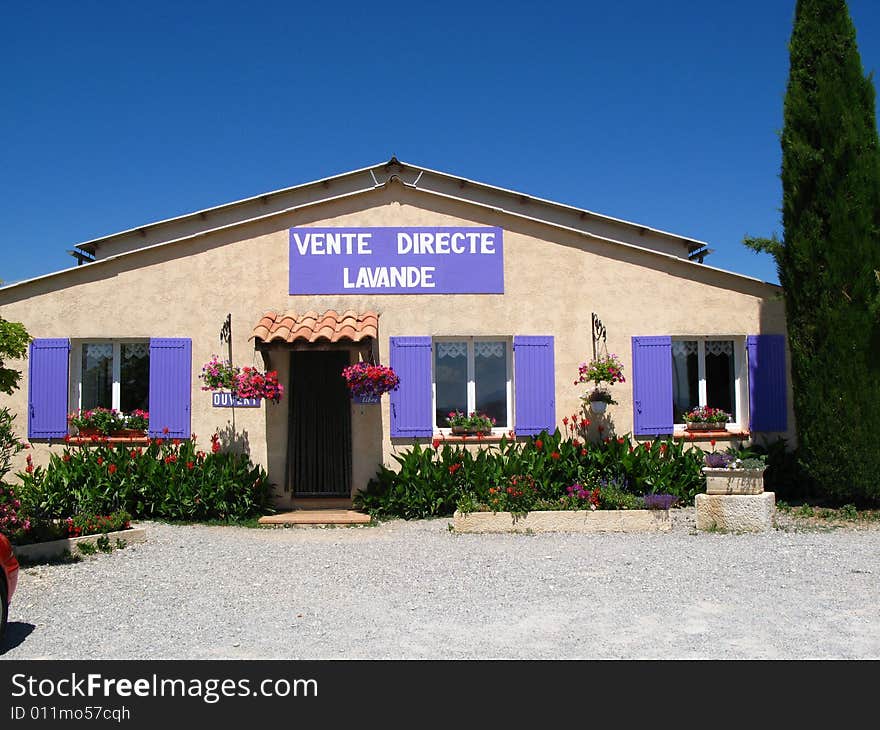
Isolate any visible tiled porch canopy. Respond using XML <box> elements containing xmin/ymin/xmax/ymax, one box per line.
<box><xmin>252</xmin><ymin>310</ymin><xmax>378</xmax><ymax>344</ymax></box>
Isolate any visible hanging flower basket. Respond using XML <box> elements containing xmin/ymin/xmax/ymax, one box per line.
<box><xmin>341</xmin><ymin>362</ymin><xmax>400</xmax><ymax>400</ymax></box>
<box><xmin>199</xmin><ymin>355</ymin><xmax>284</xmax><ymax>403</ymax></box>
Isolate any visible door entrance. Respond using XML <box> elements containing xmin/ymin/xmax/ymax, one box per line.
<box><xmin>288</xmin><ymin>350</ymin><xmax>352</xmax><ymax>497</ymax></box>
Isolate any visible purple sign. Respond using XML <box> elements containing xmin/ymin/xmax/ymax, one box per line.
<box><xmin>289</xmin><ymin>227</ymin><xmax>504</xmax><ymax>294</ymax></box>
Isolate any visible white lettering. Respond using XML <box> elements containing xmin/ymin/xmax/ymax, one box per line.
<box><xmin>397</xmin><ymin>232</ymin><xmax>413</xmax><ymax>254</ymax></box>
<box><xmin>481</xmin><ymin>232</ymin><xmax>495</xmax><ymax>254</ymax></box>
<box><xmin>451</xmin><ymin>232</ymin><xmax>465</xmax><ymax>253</ymax></box>
<box><xmin>293</xmin><ymin>232</ymin><xmax>311</xmax><ymax>255</ymax></box>
<box><xmin>344</xmin><ymin>266</ymin><xmax>438</xmax><ymax>289</ymax></box>
<box><xmin>325</xmin><ymin>232</ymin><xmax>340</xmax><ymax>255</ymax></box>
<box><xmin>357</xmin><ymin>233</ymin><xmax>372</xmax><ymax>254</ymax></box>
<box><xmin>435</xmin><ymin>232</ymin><xmax>450</xmax><ymax>254</ymax></box>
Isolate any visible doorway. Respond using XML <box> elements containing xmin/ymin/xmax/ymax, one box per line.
<box><xmin>288</xmin><ymin>350</ymin><xmax>352</xmax><ymax>496</ymax></box>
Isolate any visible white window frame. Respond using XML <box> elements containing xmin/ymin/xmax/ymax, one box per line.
<box><xmin>71</xmin><ymin>339</ymin><xmax>150</xmax><ymax>412</ymax></box>
<box><xmin>431</xmin><ymin>336</ymin><xmax>513</xmax><ymax>434</ymax></box>
<box><xmin>672</xmin><ymin>336</ymin><xmax>746</xmax><ymax>431</ymax></box>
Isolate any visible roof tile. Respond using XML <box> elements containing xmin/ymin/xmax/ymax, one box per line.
<box><xmin>252</xmin><ymin>310</ymin><xmax>379</xmax><ymax>343</ymax></box>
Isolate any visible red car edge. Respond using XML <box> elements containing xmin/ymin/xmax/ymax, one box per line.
<box><xmin>1</xmin><ymin>532</ymin><xmax>19</xmax><ymax>642</ymax></box>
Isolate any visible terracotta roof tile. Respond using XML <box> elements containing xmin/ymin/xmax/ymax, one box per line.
<box><xmin>252</xmin><ymin>310</ymin><xmax>379</xmax><ymax>343</ymax></box>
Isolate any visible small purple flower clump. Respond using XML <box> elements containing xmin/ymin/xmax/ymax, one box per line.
<box><xmin>704</xmin><ymin>451</ymin><xmax>733</xmax><ymax>468</ymax></box>
<box><xmin>644</xmin><ymin>493</ymin><xmax>678</xmax><ymax>510</ymax></box>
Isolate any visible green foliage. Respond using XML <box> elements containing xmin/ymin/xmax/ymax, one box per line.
<box><xmin>0</xmin><ymin>407</ymin><xmax>26</xmax><ymax>483</ymax></box>
<box><xmin>355</xmin><ymin>430</ymin><xmax>706</xmax><ymax>519</ymax></box>
<box><xmin>745</xmin><ymin>0</ymin><xmax>880</xmax><ymax>505</ymax></box>
<box><xmin>15</xmin><ymin>437</ymin><xmax>271</xmax><ymax>521</ymax></box>
<box><xmin>0</xmin><ymin>317</ymin><xmax>30</xmax><ymax>395</ymax></box>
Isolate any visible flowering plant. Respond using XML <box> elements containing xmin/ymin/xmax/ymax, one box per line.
<box><xmin>200</xmin><ymin>355</ymin><xmax>238</xmax><ymax>391</ymax></box>
<box><xmin>200</xmin><ymin>356</ymin><xmax>284</xmax><ymax>403</ymax></box>
<box><xmin>235</xmin><ymin>367</ymin><xmax>284</xmax><ymax>403</ymax></box>
<box><xmin>586</xmin><ymin>389</ymin><xmax>617</xmax><ymax>405</ymax></box>
<box><xmin>446</xmin><ymin>410</ymin><xmax>495</xmax><ymax>432</ymax></box>
<box><xmin>122</xmin><ymin>409</ymin><xmax>149</xmax><ymax>431</ymax></box>
<box><xmin>576</xmin><ymin>353</ymin><xmax>625</xmax><ymax>387</ymax></box>
<box><xmin>67</xmin><ymin>407</ymin><xmax>125</xmax><ymax>434</ymax></box>
<box><xmin>682</xmin><ymin>406</ymin><xmax>730</xmax><ymax>424</ymax></box>
<box><xmin>0</xmin><ymin>482</ymin><xmax>29</xmax><ymax>537</ymax></box>
<box><xmin>341</xmin><ymin>362</ymin><xmax>400</xmax><ymax>398</ymax></box>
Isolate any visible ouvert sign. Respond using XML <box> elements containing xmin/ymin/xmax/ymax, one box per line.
<box><xmin>288</xmin><ymin>226</ymin><xmax>504</xmax><ymax>294</ymax></box>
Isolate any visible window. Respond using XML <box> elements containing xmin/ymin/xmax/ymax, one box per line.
<box><xmin>78</xmin><ymin>341</ymin><xmax>150</xmax><ymax>412</ymax></box>
<box><xmin>433</xmin><ymin>337</ymin><xmax>512</xmax><ymax>431</ymax></box>
<box><xmin>671</xmin><ymin>338</ymin><xmax>743</xmax><ymax>427</ymax></box>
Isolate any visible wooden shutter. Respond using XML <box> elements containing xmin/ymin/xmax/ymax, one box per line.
<box><xmin>148</xmin><ymin>338</ymin><xmax>192</xmax><ymax>438</ymax></box>
<box><xmin>513</xmin><ymin>335</ymin><xmax>555</xmax><ymax>436</ymax></box>
<box><xmin>747</xmin><ymin>334</ymin><xmax>788</xmax><ymax>432</ymax></box>
<box><xmin>28</xmin><ymin>338</ymin><xmax>70</xmax><ymax>439</ymax></box>
<box><xmin>389</xmin><ymin>337</ymin><xmax>433</xmax><ymax>437</ymax></box>
<box><xmin>632</xmin><ymin>336</ymin><xmax>673</xmax><ymax>435</ymax></box>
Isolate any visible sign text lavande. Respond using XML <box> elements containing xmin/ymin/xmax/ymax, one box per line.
<box><xmin>289</xmin><ymin>227</ymin><xmax>504</xmax><ymax>294</ymax></box>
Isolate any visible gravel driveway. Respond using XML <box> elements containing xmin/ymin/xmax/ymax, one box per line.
<box><xmin>2</xmin><ymin>511</ymin><xmax>878</xmax><ymax>659</ymax></box>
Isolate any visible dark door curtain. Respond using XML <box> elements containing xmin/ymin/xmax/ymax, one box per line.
<box><xmin>289</xmin><ymin>351</ymin><xmax>352</xmax><ymax>496</ymax></box>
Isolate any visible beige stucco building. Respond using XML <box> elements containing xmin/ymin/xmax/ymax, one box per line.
<box><xmin>0</xmin><ymin>159</ymin><xmax>793</xmax><ymax>507</ymax></box>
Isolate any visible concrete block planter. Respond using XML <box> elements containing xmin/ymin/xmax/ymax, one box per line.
<box><xmin>453</xmin><ymin>509</ymin><xmax>672</xmax><ymax>534</ymax></box>
<box><xmin>702</xmin><ymin>467</ymin><xmax>766</xmax><ymax>495</ymax></box>
<box><xmin>13</xmin><ymin>528</ymin><xmax>147</xmax><ymax>561</ymax></box>
<box><xmin>695</xmin><ymin>492</ymin><xmax>775</xmax><ymax>532</ymax></box>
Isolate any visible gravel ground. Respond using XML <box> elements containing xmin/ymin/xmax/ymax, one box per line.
<box><xmin>2</xmin><ymin>509</ymin><xmax>878</xmax><ymax>659</ymax></box>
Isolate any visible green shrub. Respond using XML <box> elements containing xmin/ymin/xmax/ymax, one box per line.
<box><xmin>16</xmin><ymin>436</ymin><xmax>271</xmax><ymax>521</ymax></box>
<box><xmin>355</xmin><ymin>430</ymin><xmax>706</xmax><ymax>519</ymax></box>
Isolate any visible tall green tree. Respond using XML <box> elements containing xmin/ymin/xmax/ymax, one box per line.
<box><xmin>747</xmin><ymin>0</ymin><xmax>880</xmax><ymax>504</ymax></box>
<box><xmin>0</xmin><ymin>316</ymin><xmax>29</xmax><ymax>396</ymax></box>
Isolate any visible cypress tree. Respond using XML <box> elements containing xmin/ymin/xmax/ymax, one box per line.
<box><xmin>747</xmin><ymin>0</ymin><xmax>880</xmax><ymax>504</ymax></box>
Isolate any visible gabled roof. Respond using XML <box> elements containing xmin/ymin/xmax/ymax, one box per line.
<box><xmin>0</xmin><ymin>158</ymin><xmax>779</xmax><ymax>295</ymax></box>
<box><xmin>72</xmin><ymin>157</ymin><xmax>708</xmax><ymax>258</ymax></box>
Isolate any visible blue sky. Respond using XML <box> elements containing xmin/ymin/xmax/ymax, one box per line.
<box><xmin>3</xmin><ymin>0</ymin><xmax>880</xmax><ymax>286</ymax></box>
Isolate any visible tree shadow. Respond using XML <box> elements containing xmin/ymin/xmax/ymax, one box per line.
<box><xmin>216</xmin><ymin>423</ymin><xmax>250</xmax><ymax>455</ymax></box>
<box><xmin>1</xmin><ymin>622</ymin><xmax>35</xmax><ymax>655</ymax></box>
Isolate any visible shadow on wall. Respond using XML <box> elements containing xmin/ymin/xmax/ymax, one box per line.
<box><xmin>216</xmin><ymin>422</ymin><xmax>250</xmax><ymax>455</ymax></box>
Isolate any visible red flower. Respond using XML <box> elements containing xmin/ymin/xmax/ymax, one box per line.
<box><xmin>617</xmin><ymin>437</ymin><xmax>625</xmax><ymax>444</ymax></box>
<box><xmin>551</xmin><ymin>451</ymin><xmax>560</xmax><ymax>460</ymax></box>
<box><xmin>535</xmin><ymin>439</ymin><xmax>543</xmax><ymax>450</ymax></box>
<box><xmin>62</xmin><ymin>453</ymin><xmax>71</xmax><ymax>462</ymax></box>
<box><xmin>130</xmin><ymin>449</ymin><xmax>138</xmax><ymax>458</ymax></box>
<box><xmin>432</xmin><ymin>438</ymin><xmax>441</xmax><ymax>449</ymax></box>
<box><xmin>173</xmin><ymin>438</ymin><xmax>182</xmax><ymax>446</ymax></box>
<box><xmin>97</xmin><ymin>457</ymin><xmax>104</xmax><ymax>466</ymax></box>
<box><xmin>562</xmin><ymin>416</ymin><xmax>569</xmax><ymax>425</ymax></box>
<box><xmin>580</xmin><ymin>448</ymin><xmax>587</xmax><ymax>457</ymax></box>
<box><xmin>162</xmin><ymin>427</ymin><xmax>170</xmax><ymax>435</ymax></box>
<box><xmin>108</xmin><ymin>463</ymin><xmax>117</xmax><ymax>475</ymax></box>
<box><xmin>710</xmin><ymin>439</ymin><xmax>716</xmax><ymax>448</ymax></box>
<box><xmin>186</xmin><ymin>461</ymin><xmax>195</xmax><ymax>470</ymax></box>
<box><xmin>448</xmin><ymin>462</ymin><xmax>462</xmax><ymax>475</ymax></box>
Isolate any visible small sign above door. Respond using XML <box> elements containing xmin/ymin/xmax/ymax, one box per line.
<box><xmin>212</xmin><ymin>392</ymin><xmax>261</xmax><ymax>408</ymax></box>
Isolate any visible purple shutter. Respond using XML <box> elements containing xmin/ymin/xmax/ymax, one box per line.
<box><xmin>513</xmin><ymin>335</ymin><xmax>555</xmax><ymax>436</ymax></box>
<box><xmin>28</xmin><ymin>338</ymin><xmax>70</xmax><ymax>439</ymax></box>
<box><xmin>632</xmin><ymin>336</ymin><xmax>673</xmax><ymax>436</ymax></box>
<box><xmin>389</xmin><ymin>336</ymin><xmax>432</xmax><ymax>437</ymax></box>
<box><xmin>747</xmin><ymin>334</ymin><xmax>788</xmax><ymax>432</ymax></box>
<box><xmin>148</xmin><ymin>338</ymin><xmax>192</xmax><ymax>438</ymax></box>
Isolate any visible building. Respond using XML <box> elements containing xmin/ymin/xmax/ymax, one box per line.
<box><xmin>0</xmin><ymin>158</ymin><xmax>792</xmax><ymax>506</ymax></box>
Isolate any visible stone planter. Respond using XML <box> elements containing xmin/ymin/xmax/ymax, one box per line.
<box><xmin>450</xmin><ymin>426</ymin><xmax>491</xmax><ymax>436</ymax></box>
<box><xmin>695</xmin><ymin>493</ymin><xmax>775</xmax><ymax>532</ymax></box>
<box><xmin>453</xmin><ymin>509</ymin><xmax>672</xmax><ymax>534</ymax></box>
<box><xmin>702</xmin><ymin>467</ymin><xmax>766</xmax><ymax>495</ymax></box>
<box><xmin>685</xmin><ymin>422</ymin><xmax>719</xmax><ymax>432</ymax></box>
<box><xmin>12</xmin><ymin>527</ymin><xmax>147</xmax><ymax>561</ymax></box>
